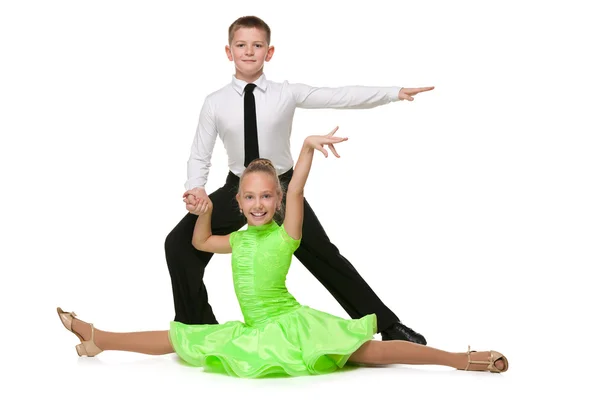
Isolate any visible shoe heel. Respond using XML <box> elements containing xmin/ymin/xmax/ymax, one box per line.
<box><xmin>74</xmin><ymin>324</ymin><xmax>102</xmax><ymax>357</ymax></box>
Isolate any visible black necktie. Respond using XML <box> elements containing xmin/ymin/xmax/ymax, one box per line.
<box><xmin>243</xmin><ymin>83</ymin><xmax>259</xmax><ymax>167</ymax></box>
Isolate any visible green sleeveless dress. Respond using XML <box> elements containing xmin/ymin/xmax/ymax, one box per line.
<box><xmin>169</xmin><ymin>221</ymin><xmax>377</xmax><ymax>378</ymax></box>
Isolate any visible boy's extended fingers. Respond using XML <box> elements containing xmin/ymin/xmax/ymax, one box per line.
<box><xmin>327</xmin><ymin>126</ymin><xmax>339</xmax><ymax>137</ymax></box>
<box><xmin>405</xmin><ymin>86</ymin><xmax>435</xmax><ymax>95</ymax></box>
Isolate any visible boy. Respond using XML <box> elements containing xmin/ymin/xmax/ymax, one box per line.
<box><xmin>165</xmin><ymin>15</ymin><xmax>434</xmax><ymax>343</ymax></box>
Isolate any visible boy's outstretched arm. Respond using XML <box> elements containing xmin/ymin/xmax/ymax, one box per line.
<box><xmin>290</xmin><ymin>82</ymin><xmax>434</xmax><ymax>109</ymax></box>
<box><xmin>190</xmin><ymin>197</ymin><xmax>232</xmax><ymax>254</ymax></box>
<box><xmin>283</xmin><ymin>127</ymin><xmax>348</xmax><ymax>240</ymax></box>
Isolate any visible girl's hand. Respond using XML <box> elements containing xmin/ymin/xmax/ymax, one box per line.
<box><xmin>183</xmin><ymin>188</ymin><xmax>211</xmax><ymax>214</ymax></box>
<box><xmin>304</xmin><ymin>126</ymin><xmax>348</xmax><ymax>158</ymax></box>
<box><xmin>188</xmin><ymin>195</ymin><xmax>213</xmax><ymax>216</ymax></box>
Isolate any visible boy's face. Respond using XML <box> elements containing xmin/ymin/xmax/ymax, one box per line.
<box><xmin>226</xmin><ymin>27</ymin><xmax>274</xmax><ymax>79</ymax></box>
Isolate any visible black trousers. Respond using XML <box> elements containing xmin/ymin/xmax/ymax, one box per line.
<box><xmin>165</xmin><ymin>169</ymin><xmax>399</xmax><ymax>332</ymax></box>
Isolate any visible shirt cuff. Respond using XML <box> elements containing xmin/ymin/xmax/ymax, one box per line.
<box><xmin>184</xmin><ymin>181</ymin><xmax>206</xmax><ymax>191</ymax></box>
<box><xmin>387</xmin><ymin>86</ymin><xmax>403</xmax><ymax>102</ymax></box>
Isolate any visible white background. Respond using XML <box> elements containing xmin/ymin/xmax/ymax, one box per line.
<box><xmin>1</xmin><ymin>0</ymin><xmax>598</xmax><ymax>398</ymax></box>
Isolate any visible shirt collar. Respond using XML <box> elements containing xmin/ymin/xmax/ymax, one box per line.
<box><xmin>231</xmin><ymin>73</ymin><xmax>267</xmax><ymax>95</ymax></box>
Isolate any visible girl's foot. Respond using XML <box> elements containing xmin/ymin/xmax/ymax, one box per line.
<box><xmin>71</xmin><ymin>317</ymin><xmax>93</xmax><ymax>342</ymax></box>
<box><xmin>461</xmin><ymin>347</ymin><xmax>508</xmax><ymax>373</ymax></box>
<box><xmin>56</xmin><ymin>307</ymin><xmax>103</xmax><ymax>356</ymax></box>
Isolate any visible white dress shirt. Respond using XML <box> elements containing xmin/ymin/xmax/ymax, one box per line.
<box><xmin>185</xmin><ymin>74</ymin><xmax>402</xmax><ymax>190</ymax></box>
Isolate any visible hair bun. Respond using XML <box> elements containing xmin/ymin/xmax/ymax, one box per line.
<box><xmin>249</xmin><ymin>158</ymin><xmax>274</xmax><ymax>168</ymax></box>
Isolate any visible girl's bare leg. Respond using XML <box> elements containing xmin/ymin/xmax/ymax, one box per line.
<box><xmin>71</xmin><ymin>318</ymin><xmax>174</xmax><ymax>355</ymax></box>
<box><xmin>348</xmin><ymin>340</ymin><xmax>506</xmax><ymax>372</ymax></box>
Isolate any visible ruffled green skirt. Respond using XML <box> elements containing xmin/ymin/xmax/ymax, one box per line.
<box><xmin>169</xmin><ymin>306</ymin><xmax>377</xmax><ymax>378</ymax></box>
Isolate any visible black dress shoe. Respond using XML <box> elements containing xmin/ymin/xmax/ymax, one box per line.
<box><xmin>381</xmin><ymin>322</ymin><xmax>427</xmax><ymax>345</ymax></box>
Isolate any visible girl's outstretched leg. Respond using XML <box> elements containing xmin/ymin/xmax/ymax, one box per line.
<box><xmin>57</xmin><ymin>307</ymin><xmax>174</xmax><ymax>356</ymax></box>
<box><xmin>348</xmin><ymin>340</ymin><xmax>508</xmax><ymax>373</ymax></box>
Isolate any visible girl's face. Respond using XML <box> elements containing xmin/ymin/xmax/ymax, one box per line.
<box><xmin>237</xmin><ymin>172</ymin><xmax>281</xmax><ymax>226</ymax></box>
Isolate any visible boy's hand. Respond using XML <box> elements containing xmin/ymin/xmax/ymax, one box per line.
<box><xmin>398</xmin><ymin>86</ymin><xmax>435</xmax><ymax>101</ymax></box>
<box><xmin>186</xmin><ymin>194</ymin><xmax>213</xmax><ymax>216</ymax></box>
<box><xmin>183</xmin><ymin>187</ymin><xmax>209</xmax><ymax>212</ymax></box>
<box><xmin>304</xmin><ymin>126</ymin><xmax>348</xmax><ymax>158</ymax></box>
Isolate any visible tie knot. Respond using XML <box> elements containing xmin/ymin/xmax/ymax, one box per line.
<box><xmin>244</xmin><ymin>83</ymin><xmax>256</xmax><ymax>93</ymax></box>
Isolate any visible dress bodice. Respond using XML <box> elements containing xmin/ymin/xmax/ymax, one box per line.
<box><xmin>229</xmin><ymin>221</ymin><xmax>301</xmax><ymax>326</ymax></box>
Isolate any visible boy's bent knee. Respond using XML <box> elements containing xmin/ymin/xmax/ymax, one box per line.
<box><xmin>164</xmin><ymin>228</ymin><xmax>192</xmax><ymax>255</ymax></box>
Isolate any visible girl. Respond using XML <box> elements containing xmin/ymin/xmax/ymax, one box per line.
<box><xmin>57</xmin><ymin>127</ymin><xmax>508</xmax><ymax>378</ymax></box>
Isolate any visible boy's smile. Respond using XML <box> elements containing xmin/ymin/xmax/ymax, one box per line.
<box><xmin>226</xmin><ymin>27</ymin><xmax>274</xmax><ymax>82</ymax></box>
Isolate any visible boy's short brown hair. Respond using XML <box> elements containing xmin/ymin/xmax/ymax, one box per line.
<box><xmin>228</xmin><ymin>16</ymin><xmax>271</xmax><ymax>45</ymax></box>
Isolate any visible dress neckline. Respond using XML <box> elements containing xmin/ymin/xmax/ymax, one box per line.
<box><xmin>246</xmin><ymin>220</ymin><xmax>278</xmax><ymax>233</ymax></box>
